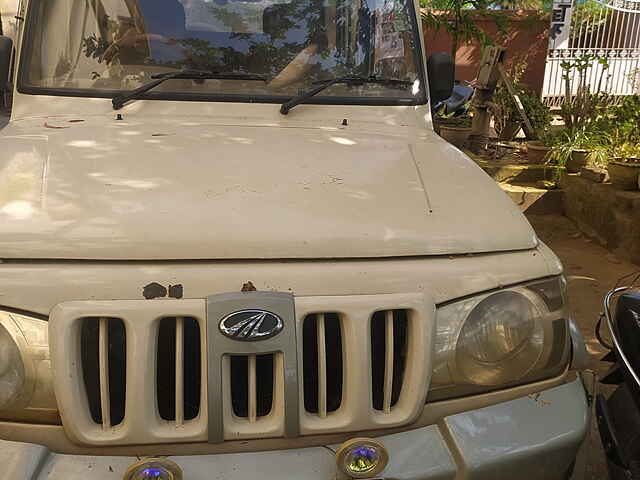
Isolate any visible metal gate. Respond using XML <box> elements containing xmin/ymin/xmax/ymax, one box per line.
<box><xmin>542</xmin><ymin>0</ymin><xmax>640</xmax><ymax>106</ymax></box>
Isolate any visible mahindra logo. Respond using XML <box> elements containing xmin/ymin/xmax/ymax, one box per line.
<box><xmin>219</xmin><ymin>309</ymin><xmax>283</xmax><ymax>341</ymax></box>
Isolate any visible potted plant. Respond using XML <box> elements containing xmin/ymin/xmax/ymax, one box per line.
<box><xmin>438</xmin><ymin>113</ymin><xmax>473</xmax><ymax>149</ymax></box>
<box><xmin>526</xmin><ymin>126</ymin><xmax>560</xmax><ymax>165</ymax></box>
<box><xmin>569</xmin><ymin>129</ymin><xmax>597</xmax><ymax>172</ymax></box>
<box><xmin>494</xmin><ymin>85</ymin><xmax>552</xmax><ymax>143</ymax></box>
<box><xmin>512</xmin><ymin>92</ymin><xmax>555</xmax><ymax>164</ymax></box>
<box><xmin>545</xmin><ymin>56</ymin><xmax>613</xmax><ymax>171</ymax></box>
<box><xmin>527</xmin><ymin>140</ymin><xmax>552</xmax><ymax>164</ymax></box>
<box><xmin>549</xmin><ymin>128</ymin><xmax>596</xmax><ymax>173</ymax></box>
<box><xmin>569</xmin><ymin>148</ymin><xmax>591</xmax><ymax>172</ymax></box>
<box><xmin>491</xmin><ymin>61</ymin><xmax>528</xmax><ymax>140</ymax></box>
<box><xmin>493</xmin><ymin>86</ymin><xmax>522</xmax><ymax>141</ymax></box>
<box><xmin>607</xmin><ymin>143</ymin><xmax>640</xmax><ymax>190</ymax></box>
<box><xmin>590</xmin><ymin>96</ymin><xmax>640</xmax><ymax>188</ymax></box>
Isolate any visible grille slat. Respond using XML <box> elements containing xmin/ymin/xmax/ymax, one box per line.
<box><xmin>248</xmin><ymin>354</ymin><xmax>257</xmax><ymax>422</ymax></box>
<box><xmin>255</xmin><ymin>354</ymin><xmax>275</xmax><ymax>417</ymax></box>
<box><xmin>80</xmin><ymin>317</ymin><xmax>126</xmax><ymax>428</ymax></box>
<box><xmin>383</xmin><ymin>310</ymin><xmax>394</xmax><ymax>413</ymax></box>
<box><xmin>98</xmin><ymin>317</ymin><xmax>111</xmax><ymax>429</ymax></box>
<box><xmin>317</xmin><ymin>313</ymin><xmax>327</xmax><ymax>418</ymax></box>
<box><xmin>230</xmin><ymin>355</ymin><xmax>249</xmax><ymax>417</ymax></box>
<box><xmin>230</xmin><ymin>354</ymin><xmax>275</xmax><ymax>419</ymax></box>
<box><xmin>372</xmin><ymin>310</ymin><xmax>408</xmax><ymax>412</ymax></box>
<box><xmin>175</xmin><ymin>316</ymin><xmax>184</xmax><ymax>426</ymax></box>
<box><xmin>157</xmin><ymin>317</ymin><xmax>202</xmax><ymax>423</ymax></box>
<box><xmin>302</xmin><ymin>313</ymin><xmax>343</xmax><ymax>415</ymax></box>
<box><xmin>391</xmin><ymin>310</ymin><xmax>409</xmax><ymax>408</ymax></box>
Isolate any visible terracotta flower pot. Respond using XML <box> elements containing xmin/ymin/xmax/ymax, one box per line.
<box><xmin>567</xmin><ymin>149</ymin><xmax>590</xmax><ymax>173</ymax></box>
<box><xmin>526</xmin><ymin>142</ymin><xmax>551</xmax><ymax>164</ymax></box>
<box><xmin>607</xmin><ymin>160</ymin><xmax>640</xmax><ymax>190</ymax></box>
<box><xmin>439</xmin><ymin>126</ymin><xmax>472</xmax><ymax>149</ymax></box>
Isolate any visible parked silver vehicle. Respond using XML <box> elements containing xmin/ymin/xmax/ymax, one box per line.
<box><xmin>0</xmin><ymin>0</ymin><xmax>590</xmax><ymax>479</ymax></box>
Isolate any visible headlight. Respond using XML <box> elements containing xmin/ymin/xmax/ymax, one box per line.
<box><xmin>0</xmin><ymin>311</ymin><xmax>57</xmax><ymax>419</ymax></box>
<box><xmin>428</xmin><ymin>277</ymin><xmax>570</xmax><ymax>401</ymax></box>
<box><xmin>0</xmin><ymin>321</ymin><xmax>25</xmax><ymax>408</ymax></box>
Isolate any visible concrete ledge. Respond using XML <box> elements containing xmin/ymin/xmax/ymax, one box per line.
<box><xmin>499</xmin><ymin>183</ymin><xmax>564</xmax><ymax>215</ymax></box>
<box><xmin>476</xmin><ymin>161</ymin><xmax>561</xmax><ymax>184</ymax></box>
<box><xmin>561</xmin><ymin>174</ymin><xmax>640</xmax><ymax>265</ymax></box>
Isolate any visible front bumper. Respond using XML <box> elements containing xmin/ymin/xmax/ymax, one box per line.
<box><xmin>0</xmin><ymin>378</ymin><xmax>588</xmax><ymax>480</ymax></box>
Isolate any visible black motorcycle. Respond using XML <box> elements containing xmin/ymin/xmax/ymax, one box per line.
<box><xmin>596</xmin><ymin>272</ymin><xmax>640</xmax><ymax>479</ymax></box>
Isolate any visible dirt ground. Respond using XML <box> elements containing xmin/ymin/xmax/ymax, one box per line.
<box><xmin>527</xmin><ymin>214</ymin><xmax>640</xmax><ymax>480</ymax></box>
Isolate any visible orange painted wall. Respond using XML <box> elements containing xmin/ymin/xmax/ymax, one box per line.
<box><xmin>422</xmin><ymin>10</ymin><xmax>550</xmax><ymax>94</ymax></box>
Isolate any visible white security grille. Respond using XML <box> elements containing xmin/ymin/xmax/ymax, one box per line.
<box><xmin>543</xmin><ymin>0</ymin><xmax>640</xmax><ymax>105</ymax></box>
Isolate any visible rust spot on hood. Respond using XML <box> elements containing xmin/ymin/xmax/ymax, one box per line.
<box><xmin>143</xmin><ymin>282</ymin><xmax>167</xmax><ymax>299</ymax></box>
<box><xmin>168</xmin><ymin>284</ymin><xmax>184</xmax><ymax>299</ymax></box>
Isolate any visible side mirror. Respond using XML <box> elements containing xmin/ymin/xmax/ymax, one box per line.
<box><xmin>426</xmin><ymin>52</ymin><xmax>454</xmax><ymax>107</ymax></box>
<box><xmin>0</xmin><ymin>36</ymin><xmax>13</xmax><ymax>92</ymax></box>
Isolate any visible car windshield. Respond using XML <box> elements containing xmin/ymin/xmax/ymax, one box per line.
<box><xmin>20</xmin><ymin>0</ymin><xmax>426</xmax><ymax>105</ymax></box>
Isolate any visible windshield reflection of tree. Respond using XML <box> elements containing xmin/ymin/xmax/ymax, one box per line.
<box><xmin>176</xmin><ymin>0</ymin><xmax>337</xmax><ymax>81</ymax></box>
<box><xmin>81</xmin><ymin>0</ymin><xmax>375</xmax><ymax>86</ymax></box>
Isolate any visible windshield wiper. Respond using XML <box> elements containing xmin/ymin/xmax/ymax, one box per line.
<box><xmin>112</xmin><ymin>69</ymin><xmax>267</xmax><ymax>110</ymax></box>
<box><xmin>279</xmin><ymin>75</ymin><xmax>413</xmax><ymax>115</ymax></box>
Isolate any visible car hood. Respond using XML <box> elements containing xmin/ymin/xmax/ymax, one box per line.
<box><xmin>0</xmin><ymin>117</ymin><xmax>537</xmax><ymax>260</ymax></box>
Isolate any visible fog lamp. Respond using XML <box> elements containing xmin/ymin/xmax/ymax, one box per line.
<box><xmin>336</xmin><ymin>438</ymin><xmax>388</xmax><ymax>478</ymax></box>
<box><xmin>124</xmin><ymin>458</ymin><xmax>183</xmax><ymax>480</ymax></box>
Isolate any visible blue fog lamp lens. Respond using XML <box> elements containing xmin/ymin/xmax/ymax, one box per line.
<box><xmin>139</xmin><ymin>468</ymin><xmax>168</xmax><ymax>479</ymax></box>
<box><xmin>336</xmin><ymin>438</ymin><xmax>389</xmax><ymax>478</ymax></box>
<box><xmin>346</xmin><ymin>446</ymin><xmax>380</xmax><ymax>474</ymax></box>
<box><xmin>124</xmin><ymin>459</ymin><xmax>182</xmax><ymax>480</ymax></box>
